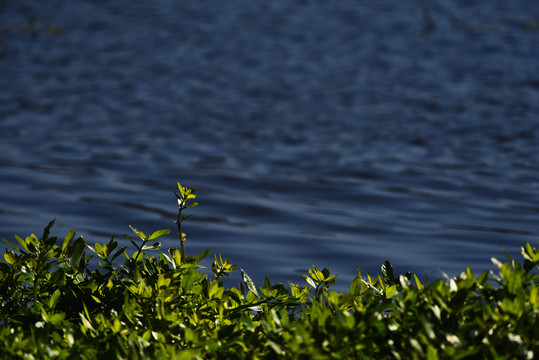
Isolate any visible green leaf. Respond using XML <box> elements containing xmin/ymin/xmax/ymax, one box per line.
<box><xmin>414</xmin><ymin>274</ymin><xmax>423</xmax><ymax>290</ymax></box>
<box><xmin>171</xmin><ymin>248</ymin><xmax>182</xmax><ymax>266</ymax></box>
<box><xmin>50</xmin><ymin>268</ymin><xmax>65</xmax><ymax>286</ymax></box>
<box><xmin>148</xmin><ymin>228</ymin><xmax>170</xmax><ymax>241</ymax></box>
<box><xmin>71</xmin><ymin>236</ymin><xmax>86</xmax><ymax>264</ymax></box>
<box><xmin>260</xmin><ymin>285</ymin><xmax>271</xmax><ymax>298</ymax></box>
<box><xmin>426</xmin><ymin>343</ymin><xmax>438</xmax><ymax>360</ymax></box>
<box><xmin>522</xmin><ymin>242</ymin><xmax>539</xmax><ymax>263</ymax></box>
<box><xmin>181</xmin><ymin>213</ymin><xmax>198</xmax><ymax>223</ymax></box>
<box><xmin>349</xmin><ymin>277</ymin><xmax>363</xmax><ymax>295</ymax></box>
<box><xmin>241</xmin><ymin>268</ymin><xmax>259</xmax><ymax>298</ymax></box>
<box><xmin>106</xmin><ymin>237</ymin><xmax>118</xmax><ymax>255</ymax></box>
<box><xmin>95</xmin><ymin>243</ymin><xmax>106</xmax><ymax>257</ymax></box>
<box><xmin>129</xmin><ymin>225</ymin><xmax>147</xmax><ymax>240</ymax></box>
<box><xmin>78</xmin><ymin>252</ymin><xmax>92</xmax><ymax>270</ymax></box>
<box><xmin>141</xmin><ymin>242</ymin><xmax>161</xmax><ymax>251</ymax></box>
<box><xmin>385</xmin><ymin>284</ymin><xmax>397</xmax><ymax>298</ymax></box>
<box><xmin>3</xmin><ymin>237</ymin><xmax>22</xmax><ymax>252</ymax></box>
<box><xmin>41</xmin><ymin>219</ymin><xmax>56</xmax><ymax>241</ymax></box>
<box><xmin>85</xmin><ymin>243</ymin><xmax>96</xmax><ymax>254</ymax></box>
<box><xmin>49</xmin><ymin>313</ymin><xmax>65</xmax><ymax>326</ymax></box>
<box><xmin>181</xmin><ymin>270</ymin><xmax>195</xmax><ymax>291</ymax></box>
<box><xmin>4</xmin><ymin>249</ymin><xmax>18</xmax><ymax>265</ymax></box>
<box><xmin>303</xmin><ymin>275</ymin><xmax>317</xmax><ymax>289</ymax></box>
<box><xmin>79</xmin><ymin>312</ymin><xmax>95</xmax><ymax>332</ymax></box>
<box><xmin>26</xmin><ymin>234</ymin><xmax>39</xmax><ymax>249</ymax></box>
<box><xmin>111</xmin><ymin>246</ymin><xmax>127</xmax><ymax>262</ymax></box>
<box><xmin>123</xmin><ymin>234</ymin><xmax>138</xmax><ymax>248</ymax></box>
<box><xmin>325</xmin><ymin>274</ymin><xmax>338</xmax><ymax>285</ymax></box>
<box><xmin>208</xmin><ymin>280</ymin><xmax>223</xmax><ymax>298</ymax></box>
<box><xmin>381</xmin><ymin>260</ymin><xmax>395</xmax><ymax>285</ymax></box>
<box><xmin>321</xmin><ymin>267</ymin><xmax>331</xmax><ymax>279</ymax></box>
<box><xmin>241</xmin><ymin>313</ymin><xmax>255</xmax><ymax>330</ymax></box>
<box><xmin>132</xmin><ymin>250</ymin><xmax>143</xmax><ymax>262</ymax></box>
<box><xmin>193</xmin><ymin>249</ymin><xmax>211</xmax><ymax>263</ymax></box>
<box><xmin>49</xmin><ymin>288</ymin><xmax>62</xmax><ymax>309</ymax></box>
<box><xmin>177</xmin><ymin>181</ymin><xmax>186</xmax><ymax>197</ymax></box>
<box><xmin>62</xmin><ymin>230</ymin><xmax>76</xmax><ymax>254</ymax></box>
<box><xmin>530</xmin><ymin>285</ymin><xmax>538</xmax><ymax>308</ymax></box>
<box><xmin>111</xmin><ymin>318</ymin><xmax>122</xmax><ymax>334</ymax></box>
<box><xmin>308</xmin><ymin>267</ymin><xmax>322</xmax><ymax>283</ymax></box>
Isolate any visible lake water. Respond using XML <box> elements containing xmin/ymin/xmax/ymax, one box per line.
<box><xmin>1</xmin><ymin>1</ymin><xmax>539</xmax><ymax>289</ymax></box>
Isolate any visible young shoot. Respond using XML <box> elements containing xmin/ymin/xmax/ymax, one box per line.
<box><xmin>173</xmin><ymin>181</ymin><xmax>198</xmax><ymax>263</ymax></box>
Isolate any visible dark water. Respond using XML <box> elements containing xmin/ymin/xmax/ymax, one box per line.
<box><xmin>1</xmin><ymin>1</ymin><xmax>539</xmax><ymax>289</ymax></box>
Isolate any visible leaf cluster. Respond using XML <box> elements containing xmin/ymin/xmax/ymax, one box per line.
<box><xmin>0</xmin><ymin>185</ymin><xmax>537</xmax><ymax>359</ymax></box>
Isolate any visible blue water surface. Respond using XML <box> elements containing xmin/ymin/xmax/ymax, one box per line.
<box><xmin>1</xmin><ymin>0</ymin><xmax>539</xmax><ymax>289</ymax></box>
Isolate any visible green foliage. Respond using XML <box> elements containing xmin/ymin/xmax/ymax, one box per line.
<box><xmin>0</xmin><ymin>181</ymin><xmax>537</xmax><ymax>359</ymax></box>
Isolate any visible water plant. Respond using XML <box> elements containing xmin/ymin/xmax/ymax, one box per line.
<box><xmin>0</xmin><ymin>181</ymin><xmax>537</xmax><ymax>359</ymax></box>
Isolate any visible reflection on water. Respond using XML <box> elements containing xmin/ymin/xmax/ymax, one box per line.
<box><xmin>1</xmin><ymin>1</ymin><xmax>539</xmax><ymax>289</ymax></box>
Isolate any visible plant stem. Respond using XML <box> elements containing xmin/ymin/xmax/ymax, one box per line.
<box><xmin>177</xmin><ymin>202</ymin><xmax>186</xmax><ymax>263</ymax></box>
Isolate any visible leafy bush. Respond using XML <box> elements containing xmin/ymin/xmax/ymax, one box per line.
<box><xmin>0</xmin><ymin>181</ymin><xmax>537</xmax><ymax>359</ymax></box>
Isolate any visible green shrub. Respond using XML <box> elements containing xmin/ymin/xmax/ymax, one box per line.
<box><xmin>0</xmin><ymin>181</ymin><xmax>537</xmax><ymax>359</ymax></box>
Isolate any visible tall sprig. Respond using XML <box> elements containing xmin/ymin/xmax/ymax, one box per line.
<box><xmin>173</xmin><ymin>181</ymin><xmax>198</xmax><ymax>263</ymax></box>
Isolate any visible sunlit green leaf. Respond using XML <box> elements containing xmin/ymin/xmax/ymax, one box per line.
<box><xmin>148</xmin><ymin>228</ymin><xmax>170</xmax><ymax>241</ymax></box>
<box><xmin>3</xmin><ymin>236</ymin><xmax>23</xmax><ymax>252</ymax></box>
<box><xmin>414</xmin><ymin>274</ymin><xmax>423</xmax><ymax>290</ymax></box>
<box><xmin>241</xmin><ymin>268</ymin><xmax>259</xmax><ymax>298</ymax></box>
<box><xmin>177</xmin><ymin>181</ymin><xmax>186</xmax><ymax>197</ymax></box>
<box><xmin>303</xmin><ymin>275</ymin><xmax>317</xmax><ymax>289</ymax></box>
<box><xmin>95</xmin><ymin>243</ymin><xmax>106</xmax><ymax>256</ymax></box>
<box><xmin>49</xmin><ymin>288</ymin><xmax>61</xmax><ymax>309</ymax></box>
<box><xmin>4</xmin><ymin>249</ymin><xmax>17</xmax><ymax>265</ymax></box>
<box><xmin>385</xmin><ymin>284</ymin><xmax>397</xmax><ymax>298</ymax></box>
<box><xmin>141</xmin><ymin>242</ymin><xmax>161</xmax><ymax>251</ymax></box>
<box><xmin>381</xmin><ymin>260</ymin><xmax>395</xmax><ymax>285</ymax></box>
<box><xmin>171</xmin><ymin>248</ymin><xmax>182</xmax><ymax>266</ymax></box>
<box><xmin>129</xmin><ymin>225</ymin><xmax>147</xmax><ymax>240</ymax></box>
<box><xmin>181</xmin><ymin>270</ymin><xmax>195</xmax><ymax>292</ymax></box>
<box><xmin>62</xmin><ymin>229</ymin><xmax>76</xmax><ymax>254</ymax></box>
<box><xmin>208</xmin><ymin>280</ymin><xmax>223</xmax><ymax>298</ymax></box>
<box><xmin>79</xmin><ymin>313</ymin><xmax>95</xmax><ymax>332</ymax></box>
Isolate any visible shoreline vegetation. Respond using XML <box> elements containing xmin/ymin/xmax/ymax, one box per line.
<box><xmin>1</xmin><ymin>181</ymin><xmax>537</xmax><ymax>359</ymax></box>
